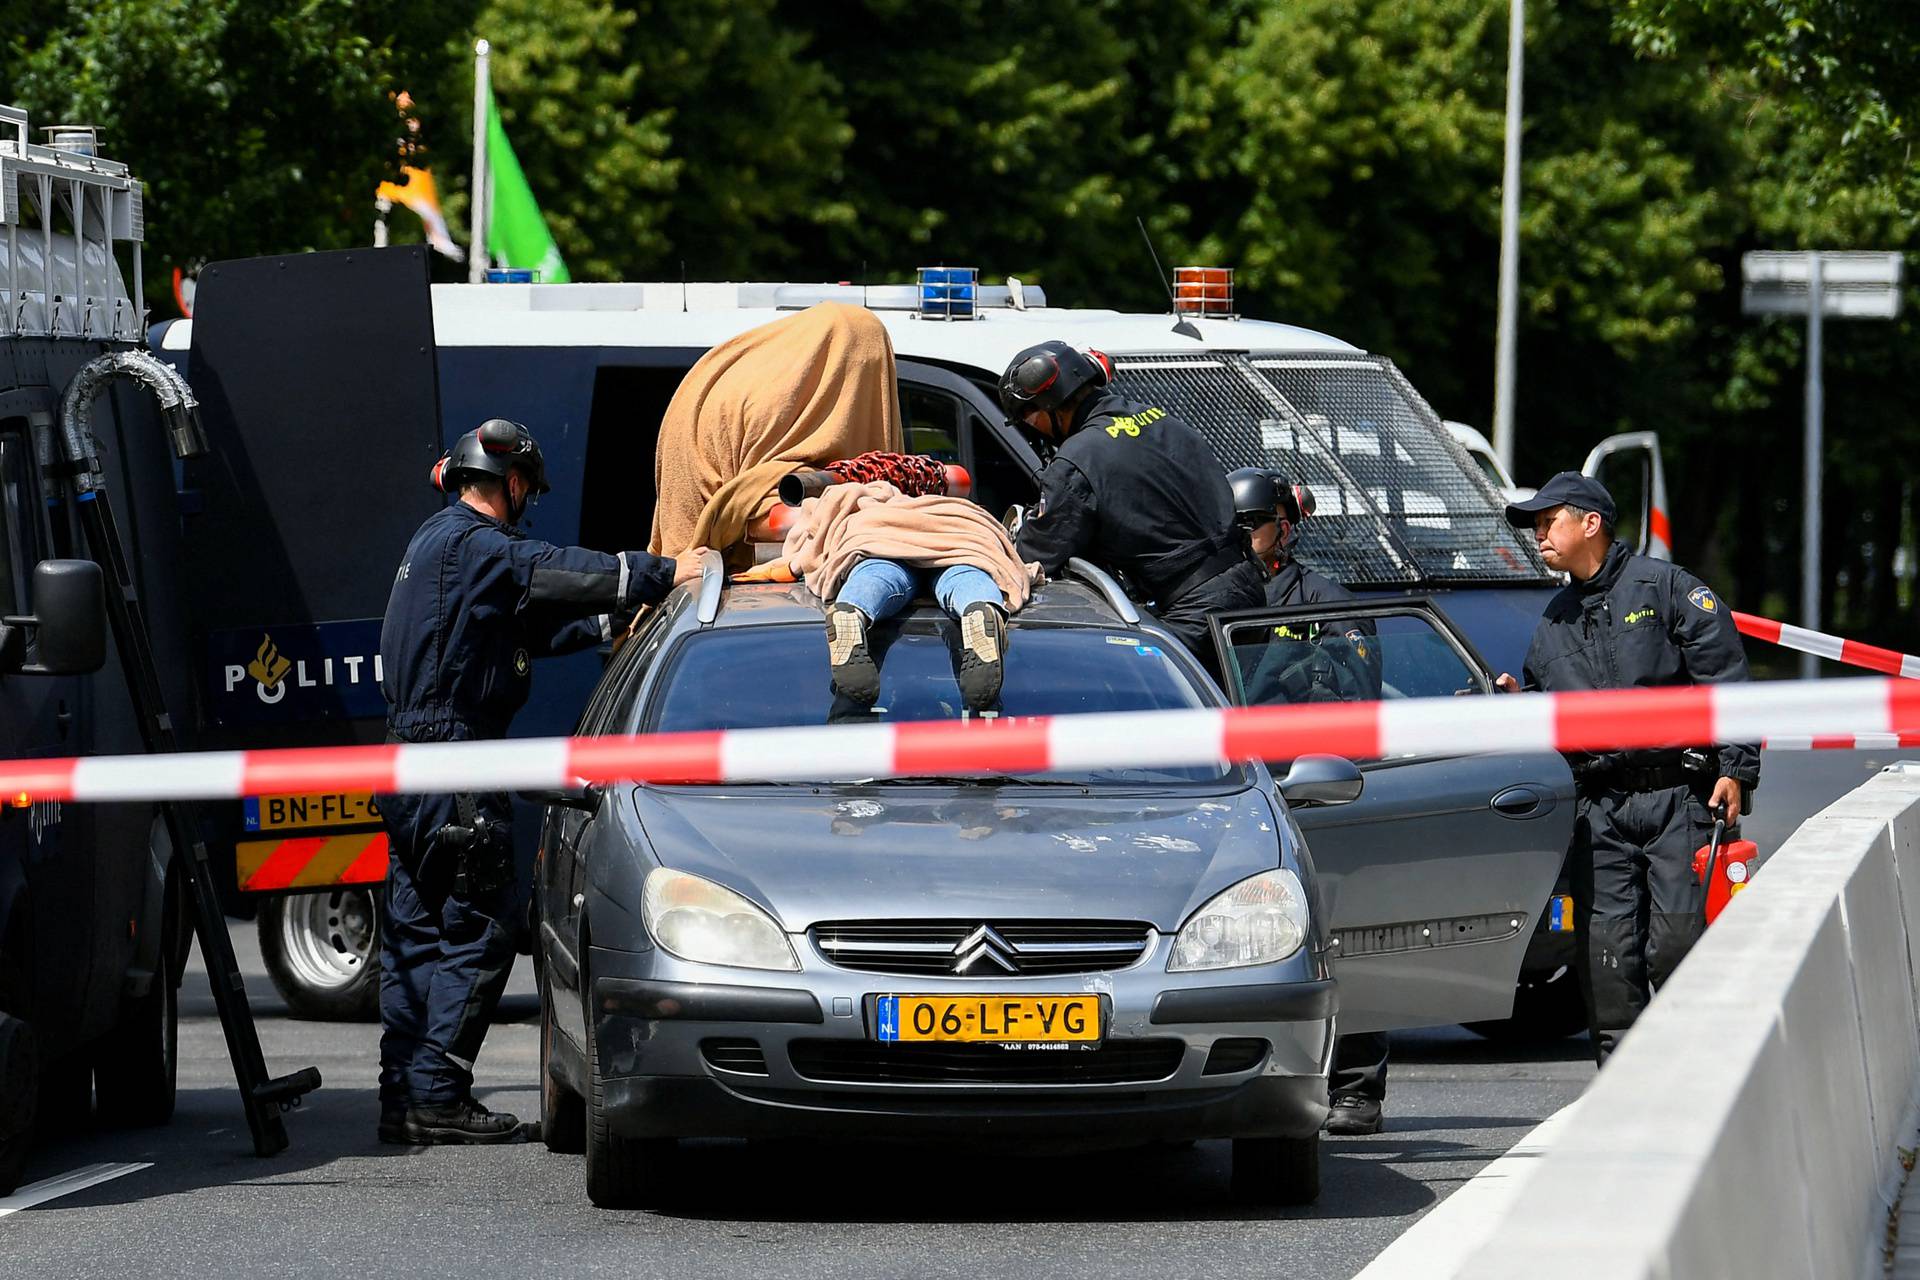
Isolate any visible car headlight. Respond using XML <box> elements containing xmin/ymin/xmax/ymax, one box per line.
<box><xmin>1168</xmin><ymin>869</ymin><xmax>1310</xmax><ymax>972</ymax></box>
<box><xmin>641</xmin><ymin>868</ymin><xmax>799</xmax><ymax>971</ymax></box>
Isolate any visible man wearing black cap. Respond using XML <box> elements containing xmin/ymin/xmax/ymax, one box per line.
<box><xmin>1000</xmin><ymin>341</ymin><xmax>1265</xmax><ymax>673</ymax></box>
<box><xmin>1495</xmin><ymin>471</ymin><xmax>1758</xmax><ymax>1060</ymax></box>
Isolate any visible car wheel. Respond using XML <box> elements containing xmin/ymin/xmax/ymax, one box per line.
<box><xmin>1231</xmin><ymin>1133</ymin><xmax>1321</xmax><ymax>1206</ymax></box>
<box><xmin>258</xmin><ymin>889</ymin><xmax>380</xmax><ymax>1021</ymax></box>
<box><xmin>584</xmin><ymin>983</ymin><xmax>673</xmax><ymax>1208</ymax></box>
<box><xmin>0</xmin><ymin>1011</ymin><xmax>39</xmax><ymax>1195</ymax></box>
<box><xmin>1463</xmin><ymin>969</ymin><xmax>1588</xmax><ymax>1043</ymax></box>
<box><xmin>541</xmin><ymin>967</ymin><xmax>585</xmax><ymax>1155</ymax></box>
<box><xmin>94</xmin><ymin>877</ymin><xmax>179</xmax><ymax>1128</ymax></box>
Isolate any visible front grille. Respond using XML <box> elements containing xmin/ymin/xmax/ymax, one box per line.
<box><xmin>810</xmin><ymin>920</ymin><xmax>1154</xmax><ymax>978</ymax></box>
<box><xmin>1202</xmin><ymin>1037</ymin><xmax>1270</xmax><ymax>1075</ymax></box>
<box><xmin>701</xmin><ymin>1038</ymin><xmax>768</xmax><ymax>1075</ymax></box>
<box><xmin>788</xmin><ymin>1039</ymin><xmax>1185</xmax><ymax>1085</ymax></box>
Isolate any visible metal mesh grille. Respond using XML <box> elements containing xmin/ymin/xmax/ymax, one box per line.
<box><xmin>1107</xmin><ymin>353</ymin><xmax>1552</xmax><ymax>586</ymax></box>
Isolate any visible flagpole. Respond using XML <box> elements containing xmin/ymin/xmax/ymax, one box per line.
<box><xmin>468</xmin><ymin>38</ymin><xmax>490</xmax><ymax>284</ymax></box>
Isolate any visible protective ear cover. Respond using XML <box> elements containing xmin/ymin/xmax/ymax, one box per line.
<box><xmin>430</xmin><ymin>454</ymin><xmax>452</xmax><ymax>492</ymax></box>
<box><xmin>1084</xmin><ymin>348</ymin><xmax>1114</xmax><ymax>386</ymax></box>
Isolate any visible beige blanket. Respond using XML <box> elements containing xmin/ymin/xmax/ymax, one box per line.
<box><xmin>785</xmin><ymin>482</ymin><xmax>1039</xmax><ymax>610</ymax></box>
<box><xmin>649</xmin><ymin>302</ymin><xmax>903</xmax><ymax>567</ymax></box>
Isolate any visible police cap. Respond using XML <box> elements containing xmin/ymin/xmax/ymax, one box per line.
<box><xmin>1504</xmin><ymin>471</ymin><xmax>1615</xmax><ymax>527</ymax></box>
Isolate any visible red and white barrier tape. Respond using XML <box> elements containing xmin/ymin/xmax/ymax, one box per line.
<box><xmin>1</xmin><ymin>678</ymin><xmax>1916</xmax><ymax>804</ymax></box>
<box><xmin>1734</xmin><ymin>611</ymin><xmax>1920</xmax><ymax>679</ymax></box>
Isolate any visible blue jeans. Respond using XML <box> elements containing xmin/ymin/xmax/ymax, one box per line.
<box><xmin>836</xmin><ymin>559</ymin><xmax>1002</xmax><ymax>622</ymax></box>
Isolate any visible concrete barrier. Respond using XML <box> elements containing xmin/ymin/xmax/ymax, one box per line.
<box><xmin>1451</xmin><ymin>767</ymin><xmax>1920</xmax><ymax>1280</ymax></box>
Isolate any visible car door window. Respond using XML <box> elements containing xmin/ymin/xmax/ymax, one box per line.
<box><xmin>900</xmin><ymin>386</ymin><xmax>962</xmax><ymax>463</ymax></box>
<box><xmin>1215</xmin><ymin>605</ymin><xmax>1488</xmax><ymax>721</ymax></box>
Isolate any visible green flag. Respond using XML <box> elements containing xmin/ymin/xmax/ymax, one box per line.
<box><xmin>483</xmin><ymin>86</ymin><xmax>569</xmax><ymax>282</ymax></box>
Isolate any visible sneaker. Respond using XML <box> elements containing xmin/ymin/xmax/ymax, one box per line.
<box><xmin>1324</xmin><ymin>1094</ymin><xmax>1384</xmax><ymax>1136</ymax></box>
<box><xmin>402</xmin><ymin>1098</ymin><xmax>527</xmax><ymax>1145</ymax></box>
<box><xmin>826</xmin><ymin>603</ymin><xmax>880</xmax><ymax>705</ymax></box>
<box><xmin>377</xmin><ymin>1103</ymin><xmax>410</xmax><ymax>1145</ymax></box>
<box><xmin>955</xmin><ymin>602</ymin><xmax>1008</xmax><ymax>712</ymax></box>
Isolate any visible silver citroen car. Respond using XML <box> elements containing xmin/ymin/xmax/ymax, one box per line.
<box><xmin>534</xmin><ymin>559</ymin><xmax>1569</xmax><ymax>1210</ymax></box>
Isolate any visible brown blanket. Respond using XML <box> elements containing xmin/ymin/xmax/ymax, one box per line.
<box><xmin>649</xmin><ymin>302</ymin><xmax>903</xmax><ymax>567</ymax></box>
<box><xmin>784</xmin><ymin>482</ymin><xmax>1039</xmax><ymax>611</ymax></box>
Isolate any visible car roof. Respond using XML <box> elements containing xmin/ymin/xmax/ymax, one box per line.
<box><xmin>424</xmin><ymin>283</ymin><xmax>1360</xmax><ymax>366</ymax></box>
<box><xmin>695</xmin><ymin>576</ymin><xmax>1158</xmax><ymax>632</ymax></box>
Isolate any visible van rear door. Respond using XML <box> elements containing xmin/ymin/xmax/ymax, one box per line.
<box><xmin>1210</xmin><ymin>597</ymin><xmax>1576</xmax><ymax>1033</ymax></box>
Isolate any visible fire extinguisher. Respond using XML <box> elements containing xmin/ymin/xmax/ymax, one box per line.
<box><xmin>1693</xmin><ymin>803</ymin><xmax>1760</xmax><ymax>925</ymax></box>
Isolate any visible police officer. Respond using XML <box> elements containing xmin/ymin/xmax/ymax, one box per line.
<box><xmin>1495</xmin><ymin>472</ymin><xmax>1758</xmax><ymax>1061</ymax></box>
<box><xmin>376</xmin><ymin>418</ymin><xmax>703</xmax><ymax>1144</ymax></box>
<box><xmin>1229</xmin><ymin>467</ymin><xmax>1388</xmax><ymax>1135</ymax></box>
<box><xmin>1003</xmin><ymin>342</ymin><xmax>1264</xmax><ymax>674</ymax></box>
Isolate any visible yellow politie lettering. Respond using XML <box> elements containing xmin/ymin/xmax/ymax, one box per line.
<box><xmin>1103</xmin><ymin>406</ymin><xmax>1166</xmax><ymax>438</ymax></box>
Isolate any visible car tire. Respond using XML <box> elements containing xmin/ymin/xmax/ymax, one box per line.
<box><xmin>541</xmin><ymin>968</ymin><xmax>585</xmax><ymax>1155</ymax></box>
<box><xmin>1463</xmin><ymin>970</ymin><xmax>1588</xmax><ymax>1043</ymax></box>
<box><xmin>584</xmin><ymin>983</ymin><xmax>673</xmax><ymax>1208</ymax></box>
<box><xmin>1231</xmin><ymin>1133</ymin><xmax>1321</xmax><ymax>1206</ymax></box>
<box><xmin>94</xmin><ymin>876</ymin><xmax>179</xmax><ymax>1128</ymax></box>
<box><xmin>258</xmin><ymin>889</ymin><xmax>380</xmax><ymax>1021</ymax></box>
<box><xmin>0</xmin><ymin>1012</ymin><xmax>39</xmax><ymax>1195</ymax></box>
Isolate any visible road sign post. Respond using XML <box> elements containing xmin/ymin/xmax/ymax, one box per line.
<box><xmin>1741</xmin><ymin>250</ymin><xmax>1904</xmax><ymax>679</ymax></box>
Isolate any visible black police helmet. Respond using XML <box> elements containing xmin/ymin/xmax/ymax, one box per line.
<box><xmin>1227</xmin><ymin>466</ymin><xmax>1312</xmax><ymax>525</ymax></box>
<box><xmin>998</xmin><ymin>341</ymin><xmax>1112</xmax><ymax>419</ymax></box>
<box><xmin>1228</xmin><ymin>467</ymin><xmax>1282</xmax><ymax>526</ymax></box>
<box><xmin>431</xmin><ymin>418</ymin><xmax>551</xmax><ymax>495</ymax></box>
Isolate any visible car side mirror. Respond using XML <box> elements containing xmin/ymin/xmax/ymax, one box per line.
<box><xmin>1277</xmin><ymin>754</ymin><xmax>1364</xmax><ymax>808</ymax></box>
<box><xmin>0</xmin><ymin>560</ymin><xmax>108</xmax><ymax>677</ymax></box>
<box><xmin>519</xmin><ymin>783</ymin><xmax>604</xmax><ymax>813</ymax></box>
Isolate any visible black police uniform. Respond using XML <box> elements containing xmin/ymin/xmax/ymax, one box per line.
<box><xmin>1519</xmin><ymin>538</ymin><xmax>1759</xmax><ymax>1057</ymax></box>
<box><xmin>376</xmin><ymin>501</ymin><xmax>676</xmax><ymax>1116</ymax></box>
<box><xmin>1013</xmin><ymin>389</ymin><xmax>1264</xmax><ymax>671</ymax></box>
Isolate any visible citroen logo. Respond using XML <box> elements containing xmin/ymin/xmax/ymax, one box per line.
<box><xmin>952</xmin><ymin>924</ymin><xmax>1020</xmax><ymax>975</ymax></box>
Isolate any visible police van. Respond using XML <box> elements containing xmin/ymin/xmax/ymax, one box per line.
<box><xmin>157</xmin><ymin>247</ymin><xmax>1617</xmax><ymax>1038</ymax></box>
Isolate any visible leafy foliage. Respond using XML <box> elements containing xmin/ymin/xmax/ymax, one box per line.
<box><xmin>3</xmin><ymin>0</ymin><xmax>1918</xmax><ymax>640</ymax></box>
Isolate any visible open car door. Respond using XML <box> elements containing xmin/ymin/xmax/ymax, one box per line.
<box><xmin>1211</xmin><ymin>597</ymin><xmax>1576</xmax><ymax>1033</ymax></box>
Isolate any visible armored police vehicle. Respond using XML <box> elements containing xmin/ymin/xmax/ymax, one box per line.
<box><xmin>159</xmin><ymin>250</ymin><xmax>1607</xmax><ymax>1040</ymax></box>
<box><xmin>0</xmin><ymin>111</ymin><xmax>196</xmax><ymax>1190</ymax></box>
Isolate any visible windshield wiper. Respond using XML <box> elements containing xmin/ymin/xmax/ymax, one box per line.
<box><xmin>855</xmin><ymin>773</ymin><xmax>1083</xmax><ymax>788</ymax></box>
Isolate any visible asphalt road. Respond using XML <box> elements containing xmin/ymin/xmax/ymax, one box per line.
<box><xmin>3</xmin><ymin>745</ymin><xmax>1895</xmax><ymax>1279</ymax></box>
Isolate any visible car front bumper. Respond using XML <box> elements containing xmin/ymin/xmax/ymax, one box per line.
<box><xmin>584</xmin><ymin>945</ymin><xmax>1336</xmax><ymax>1145</ymax></box>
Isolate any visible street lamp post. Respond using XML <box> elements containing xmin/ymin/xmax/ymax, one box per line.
<box><xmin>1491</xmin><ymin>0</ymin><xmax>1524</xmax><ymax>479</ymax></box>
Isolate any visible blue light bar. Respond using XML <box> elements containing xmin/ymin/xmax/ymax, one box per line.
<box><xmin>917</xmin><ymin>266</ymin><xmax>978</xmax><ymax>320</ymax></box>
<box><xmin>485</xmin><ymin>268</ymin><xmax>535</xmax><ymax>284</ymax></box>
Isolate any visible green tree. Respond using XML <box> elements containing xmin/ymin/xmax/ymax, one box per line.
<box><xmin>1617</xmin><ymin>1</ymin><xmax>1920</xmax><ymax>207</ymax></box>
<box><xmin>0</xmin><ymin>0</ymin><xmax>474</xmax><ymax>312</ymax></box>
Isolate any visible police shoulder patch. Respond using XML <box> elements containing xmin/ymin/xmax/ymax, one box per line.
<box><xmin>514</xmin><ymin>648</ymin><xmax>531</xmax><ymax>675</ymax></box>
<box><xmin>1687</xmin><ymin>585</ymin><xmax>1719</xmax><ymax>614</ymax></box>
<box><xmin>1345</xmin><ymin>629</ymin><xmax>1370</xmax><ymax>660</ymax></box>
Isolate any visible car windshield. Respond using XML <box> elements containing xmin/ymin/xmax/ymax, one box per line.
<box><xmin>638</xmin><ymin>619</ymin><xmax>1237</xmax><ymax>787</ymax></box>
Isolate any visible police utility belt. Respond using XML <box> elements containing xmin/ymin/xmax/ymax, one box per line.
<box><xmin>1574</xmin><ymin>749</ymin><xmax>1713</xmax><ymax>794</ymax></box>
<box><xmin>1147</xmin><ymin>534</ymin><xmax>1252</xmax><ymax>607</ymax></box>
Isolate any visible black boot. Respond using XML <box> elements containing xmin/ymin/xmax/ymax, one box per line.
<box><xmin>377</xmin><ymin>1102</ymin><xmax>409</xmax><ymax>1145</ymax></box>
<box><xmin>403</xmin><ymin>1097</ymin><xmax>527</xmax><ymax>1145</ymax></box>
<box><xmin>955</xmin><ymin>602</ymin><xmax>1008</xmax><ymax>712</ymax></box>
<box><xmin>826</xmin><ymin>603</ymin><xmax>880</xmax><ymax>705</ymax></box>
<box><xmin>1324</xmin><ymin>1094</ymin><xmax>1383</xmax><ymax>1136</ymax></box>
